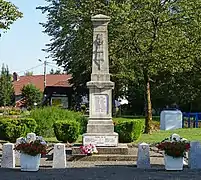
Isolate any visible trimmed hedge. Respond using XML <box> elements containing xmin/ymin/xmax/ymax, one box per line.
<box><xmin>0</xmin><ymin>118</ymin><xmax>37</xmax><ymax>142</ymax></box>
<box><xmin>53</xmin><ymin>120</ymin><xmax>80</xmax><ymax>143</ymax></box>
<box><xmin>114</xmin><ymin>119</ymin><xmax>144</xmax><ymax>143</ymax></box>
<box><xmin>30</xmin><ymin>107</ymin><xmax>87</xmax><ymax>137</ymax></box>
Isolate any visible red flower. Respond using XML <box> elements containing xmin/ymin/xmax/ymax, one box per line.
<box><xmin>185</xmin><ymin>143</ymin><xmax>190</xmax><ymax>150</ymax></box>
<box><xmin>14</xmin><ymin>140</ymin><xmax>47</xmax><ymax>156</ymax></box>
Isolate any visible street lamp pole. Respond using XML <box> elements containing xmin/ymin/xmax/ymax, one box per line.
<box><xmin>39</xmin><ymin>59</ymin><xmax>47</xmax><ymax>90</ymax></box>
<box><xmin>44</xmin><ymin>60</ymin><xmax>47</xmax><ymax>89</ymax></box>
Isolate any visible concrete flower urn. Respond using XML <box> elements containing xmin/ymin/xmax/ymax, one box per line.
<box><xmin>20</xmin><ymin>153</ymin><xmax>41</xmax><ymax>172</ymax></box>
<box><xmin>164</xmin><ymin>155</ymin><xmax>183</xmax><ymax>170</ymax></box>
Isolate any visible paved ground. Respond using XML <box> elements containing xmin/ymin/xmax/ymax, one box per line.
<box><xmin>0</xmin><ymin>144</ymin><xmax>192</xmax><ymax>180</ymax></box>
<box><xmin>0</xmin><ymin>166</ymin><xmax>201</xmax><ymax>180</ymax></box>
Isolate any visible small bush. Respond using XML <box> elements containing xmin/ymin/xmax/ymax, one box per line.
<box><xmin>30</xmin><ymin>107</ymin><xmax>87</xmax><ymax>137</ymax></box>
<box><xmin>114</xmin><ymin>119</ymin><xmax>144</xmax><ymax>143</ymax></box>
<box><xmin>9</xmin><ymin>110</ymin><xmax>21</xmax><ymax>115</ymax></box>
<box><xmin>53</xmin><ymin>120</ymin><xmax>80</xmax><ymax>143</ymax></box>
<box><xmin>0</xmin><ymin>118</ymin><xmax>37</xmax><ymax>142</ymax></box>
<box><xmin>78</xmin><ymin>115</ymin><xmax>88</xmax><ymax>134</ymax></box>
<box><xmin>0</xmin><ymin>107</ymin><xmax>21</xmax><ymax>115</ymax></box>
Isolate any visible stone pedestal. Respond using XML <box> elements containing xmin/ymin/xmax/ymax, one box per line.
<box><xmin>83</xmin><ymin>14</ymin><xmax>118</xmax><ymax>147</ymax></box>
<box><xmin>137</xmin><ymin>143</ymin><xmax>150</xmax><ymax>169</ymax></box>
<box><xmin>53</xmin><ymin>143</ymin><xmax>66</xmax><ymax>168</ymax></box>
<box><xmin>1</xmin><ymin>143</ymin><xmax>15</xmax><ymax>168</ymax></box>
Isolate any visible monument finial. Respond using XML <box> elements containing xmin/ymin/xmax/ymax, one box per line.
<box><xmin>91</xmin><ymin>14</ymin><xmax>110</xmax><ymax>22</ymax></box>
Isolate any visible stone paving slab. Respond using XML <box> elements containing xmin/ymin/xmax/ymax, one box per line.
<box><xmin>0</xmin><ymin>166</ymin><xmax>200</xmax><ymax>180</ymax></box>
<box><xmin>13</xmin><ymin>157</ymin><xmax>165</xmax><ymax>167</ymax></box>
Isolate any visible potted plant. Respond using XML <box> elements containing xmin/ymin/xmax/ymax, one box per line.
<box><xmin>14</xmin><ymin>136</ymin><xmax>47</xmax><ymax>172</ymax></box>
<box><xmin>80</xmin><ymin>144</ymin><xmax>98</xmax><ymax>156</ymax></box>
<box><xmin>156</xmin><ymin>134</ymin><xmax>190</xmax><ymax>170</ymax></box>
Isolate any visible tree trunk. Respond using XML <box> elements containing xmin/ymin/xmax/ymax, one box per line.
<box><xmin>144</xmin><ymin>72</ymin><xmax>152</xmax><ymax>134</ymax></box>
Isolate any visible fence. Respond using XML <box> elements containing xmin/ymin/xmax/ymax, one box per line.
<box><xmin>182</xmin><ymin>112</ymin><xmax>201</xmax><ymax>128</ymax></box>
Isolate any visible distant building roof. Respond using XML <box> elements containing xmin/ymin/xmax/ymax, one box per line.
<box><xmin>13</xmin><ymin>74</ymin><xmax>72</xmax><ymax>95</ymax></box>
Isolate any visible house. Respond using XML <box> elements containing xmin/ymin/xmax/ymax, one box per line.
<box><xmin>12</xmin><ymin>73</ymin><xmax>73</xmax><ymax>109</ymax></box>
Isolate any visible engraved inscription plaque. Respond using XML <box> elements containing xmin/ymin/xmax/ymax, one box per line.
<box><xmin>94</xmin><ymin>94</ymin><xmax>108</xmax><ymax>114</ymax></box>
<box><xmin>83</xmin><ymin>135</ymin><xmax>118</xmax><ymax>146</ymax></box>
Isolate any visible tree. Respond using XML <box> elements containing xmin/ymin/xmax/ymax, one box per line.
<box><xmin>21</xmin><ymin>84</ymin><xmax>42</xmax><ymax>109</ymax></box>
<box><xmin>37</xmin><ymin>0</ymin><xmax>110</xmax><ymax>89</ymax></box>
<box><xmin>38</xmin><ymin>0</ymin><xmax>201</xmax><ymax>133</ymax></box>
<box><xmin>107</xmin><ymin>0</ymin><xmax>201</xmax><ymax>133</ymax></box>
<box><xmin>49</xmin><ymin>69</ymin><xmax>54</xmax><ymax>74</ymax></box>
<box><xmin>0</xmin><ymin>64</ymin><xmax>14</xmax><ymax>106</ymax></box>
<box><xmin>24</xmin><ymin>71</ymin><xmax>33</xmax><ymax>76</ymax></box>
<box><xmin>0</xmin><ymin>0</ymin><xmax>23</xmax><ymax>35</ymax></box>
<box><xmin>49</xmin><ymin>68</ymin><xmax>62</xmax><ymax>74</ymax></box>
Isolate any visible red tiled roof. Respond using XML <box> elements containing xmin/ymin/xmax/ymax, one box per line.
<box><xmin>13</xmin><ymin>74</ymin><xmax>72</xmax><ymax>95</ymax></box>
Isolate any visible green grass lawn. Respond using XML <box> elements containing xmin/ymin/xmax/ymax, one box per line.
<box><xmin>136</xmin><ymin>128</ymin><xmax>201</xmax><ymax>144</ymax></box>
<box><xmin>45</xmin><ymin>128</ymin><xmax>201</xmax><ymax>144</ymax></box>
<box><xmin>44</xmin><ymin>135</ymin><xmax>83</xmax><ymax>143</ymax></box>
<box><xmin>44</xmin><ymin>116</ymin><xmax>201</xmax><ymax>144</ymax></box>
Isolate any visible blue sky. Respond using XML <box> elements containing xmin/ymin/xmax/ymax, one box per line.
<box><xmin>0</xmin><ymin>0</ymin><xmax>60</xmax><ymax>75</ymax></box>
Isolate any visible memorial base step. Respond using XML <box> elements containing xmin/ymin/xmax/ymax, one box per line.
<box><xmin>72</xmin><ymin>143</ymin><xmax>128</xmax><ymax>155</ymax></box>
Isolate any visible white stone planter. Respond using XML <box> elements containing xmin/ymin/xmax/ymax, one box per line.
<box><xmin>164</xmin><ymin>155</ymin><xmax>183</xmax><ymax>170</ymax></box>
<box><xmin>20</xmin><ymin>153</ymin><xmax>41</xmax><ymax>172</ymax></box>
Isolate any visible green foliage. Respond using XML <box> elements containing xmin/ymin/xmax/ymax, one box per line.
<box><xmin>49</xmin><ymin>68</ymin><xmax>62</xmax><ymax>74</ymax></box>
<box><xmin>79</xmin><ymin>115</ymin><xmax>88</xmax><ymax>134</ymax></box>
<box><xmin>21</xmin><ymin>84</ymin><xmax>42</xmax><ymax>109</ymax></box>
<box><xmin>53</xmin><ymin>120</ymin><xmax>80</xmax><ymax>143</ymax></box>
<box><xmin>37</xmin><ymin>0</ymin><xmax>109</xmax><ymax>89</ymax></box>
<box><xmin>114</xmin><ymin>118</ymin><xmax>144</xmax><ymax>143</ymax></box>
<box><xmin>8</xmin><ymin>110</ymin><xmax>20</xmax><ymax>115</ymax></box>
<box><xmin>0</xmin><ymin>118</ymin><xmax>37</xmax><ymax>142</ymax></box>
<box><xmin>30</xmin><ymin>106</ymin><xmax>87</xmax><ymax>137</ymax></box>
<box><xmin>38</xmin><ymin>0</ymin><xmax>201</xmax><ymax>131</ymax></box>
<box><xmin>0</xmin><ymin>64</ymin><xmax>15</xmax><ymax>106</ymax></box>
<box><xmin>24</xmin><ymin>71</ymin><xmax>33</xmax><ymax>76</ymax></box>
<box><xmin>0</xmin><ymin>107</ymin><xmax>22</xmax><ymax>116</ymax></box>
<box><xmin>0</xmin><ymin>0</ymin><xmax>22</xmax><ymax>33</ymax></box>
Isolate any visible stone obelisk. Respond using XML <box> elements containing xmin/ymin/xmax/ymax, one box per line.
<box><xmin>83</xmin><ymin>14</ymin><xmax>118</xmax><ymax>147</ymax></box>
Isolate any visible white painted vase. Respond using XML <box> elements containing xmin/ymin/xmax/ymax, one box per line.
<box><xmin>164</xmin><ymin>155</ymin><xmax>183</xmax><ymax>170</ymax></box>
<box><xmin>20</xmin><ymin>153</ymin><xmax>41</xmax><ymax>171</ymax></box>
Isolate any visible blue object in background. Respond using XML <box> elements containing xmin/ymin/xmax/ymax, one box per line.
<box><xmin>182</xmin><ymin>112</ymin><xmax>201</xmax><ymax>128</ymax></box>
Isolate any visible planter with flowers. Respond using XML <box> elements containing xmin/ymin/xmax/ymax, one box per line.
<box><xmin>14</xmin><ymin>136</ymin><xmax>47</xmax><ymax>172</ymax></box>
<box><xmin>80</xmin><ymin>144</ymin><xmax>98</xmax><ymax>156</ymax></box>
<box><xmin>156</xmin><ymin>134</ymin><xmax>190</xmax><ymax>170</ymax></box>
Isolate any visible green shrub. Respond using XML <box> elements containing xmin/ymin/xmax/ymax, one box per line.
<box><xmin>0</xmin><ymin>118</ymin><xmax>37</xmax><ymax>142</ymax></box>
<box><xmin>53</xmin><ymin>120</ymin><xmax>80</xmax><ymax>143</ymax></box>
<box><xmin>78</xmin><ymin>115</ymin><xmax>88</xmax><ymax>134</ymax></box>
<box><xmin>21</xmin><ymin>84</ymin><xmax>42</xmax><ymax>109</ymax></box>
<box><xmin>114</xmin><ymin>119</ymin><xmax>144</xmax><ymax>143</ymax></box>
<box><xmin>30</xmin><ymin>107</ymin><xmax>86</xmax><ymax>137</ymax></box>
<box><xmin>8</xmin><ymin>110</ymin><xmax>21</xmax><ymax>115</ymax></box>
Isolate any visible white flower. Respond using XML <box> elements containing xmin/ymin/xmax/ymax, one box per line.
<box><xmin>36</xmin><ymin>136</ymin><xmax>43</xmax><ymax>141</ymax></box>
<box><xmin>180</xmin><ymin>138</ymin><xmax>188</xmax><ymax>142</ymax></box>
<box><xmin>92</xmin><ymin>145</ymin><xmax>98</xmax><ymax>154</ymax></box>
<box><xmin>170</xmin><ymin>133</ymin><xmax>181</xmax><ymax>141</ymax></box>
<box><xmin>40</xmin><ymin>140</ymin><xmax>47</xmax><ymax>145</ymax></box>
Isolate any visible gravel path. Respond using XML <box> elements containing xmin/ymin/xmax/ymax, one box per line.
<box><xmin>0</xmin><ymin>166</ymin><xmax>201</xmax><ymax>180</ymax></box>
